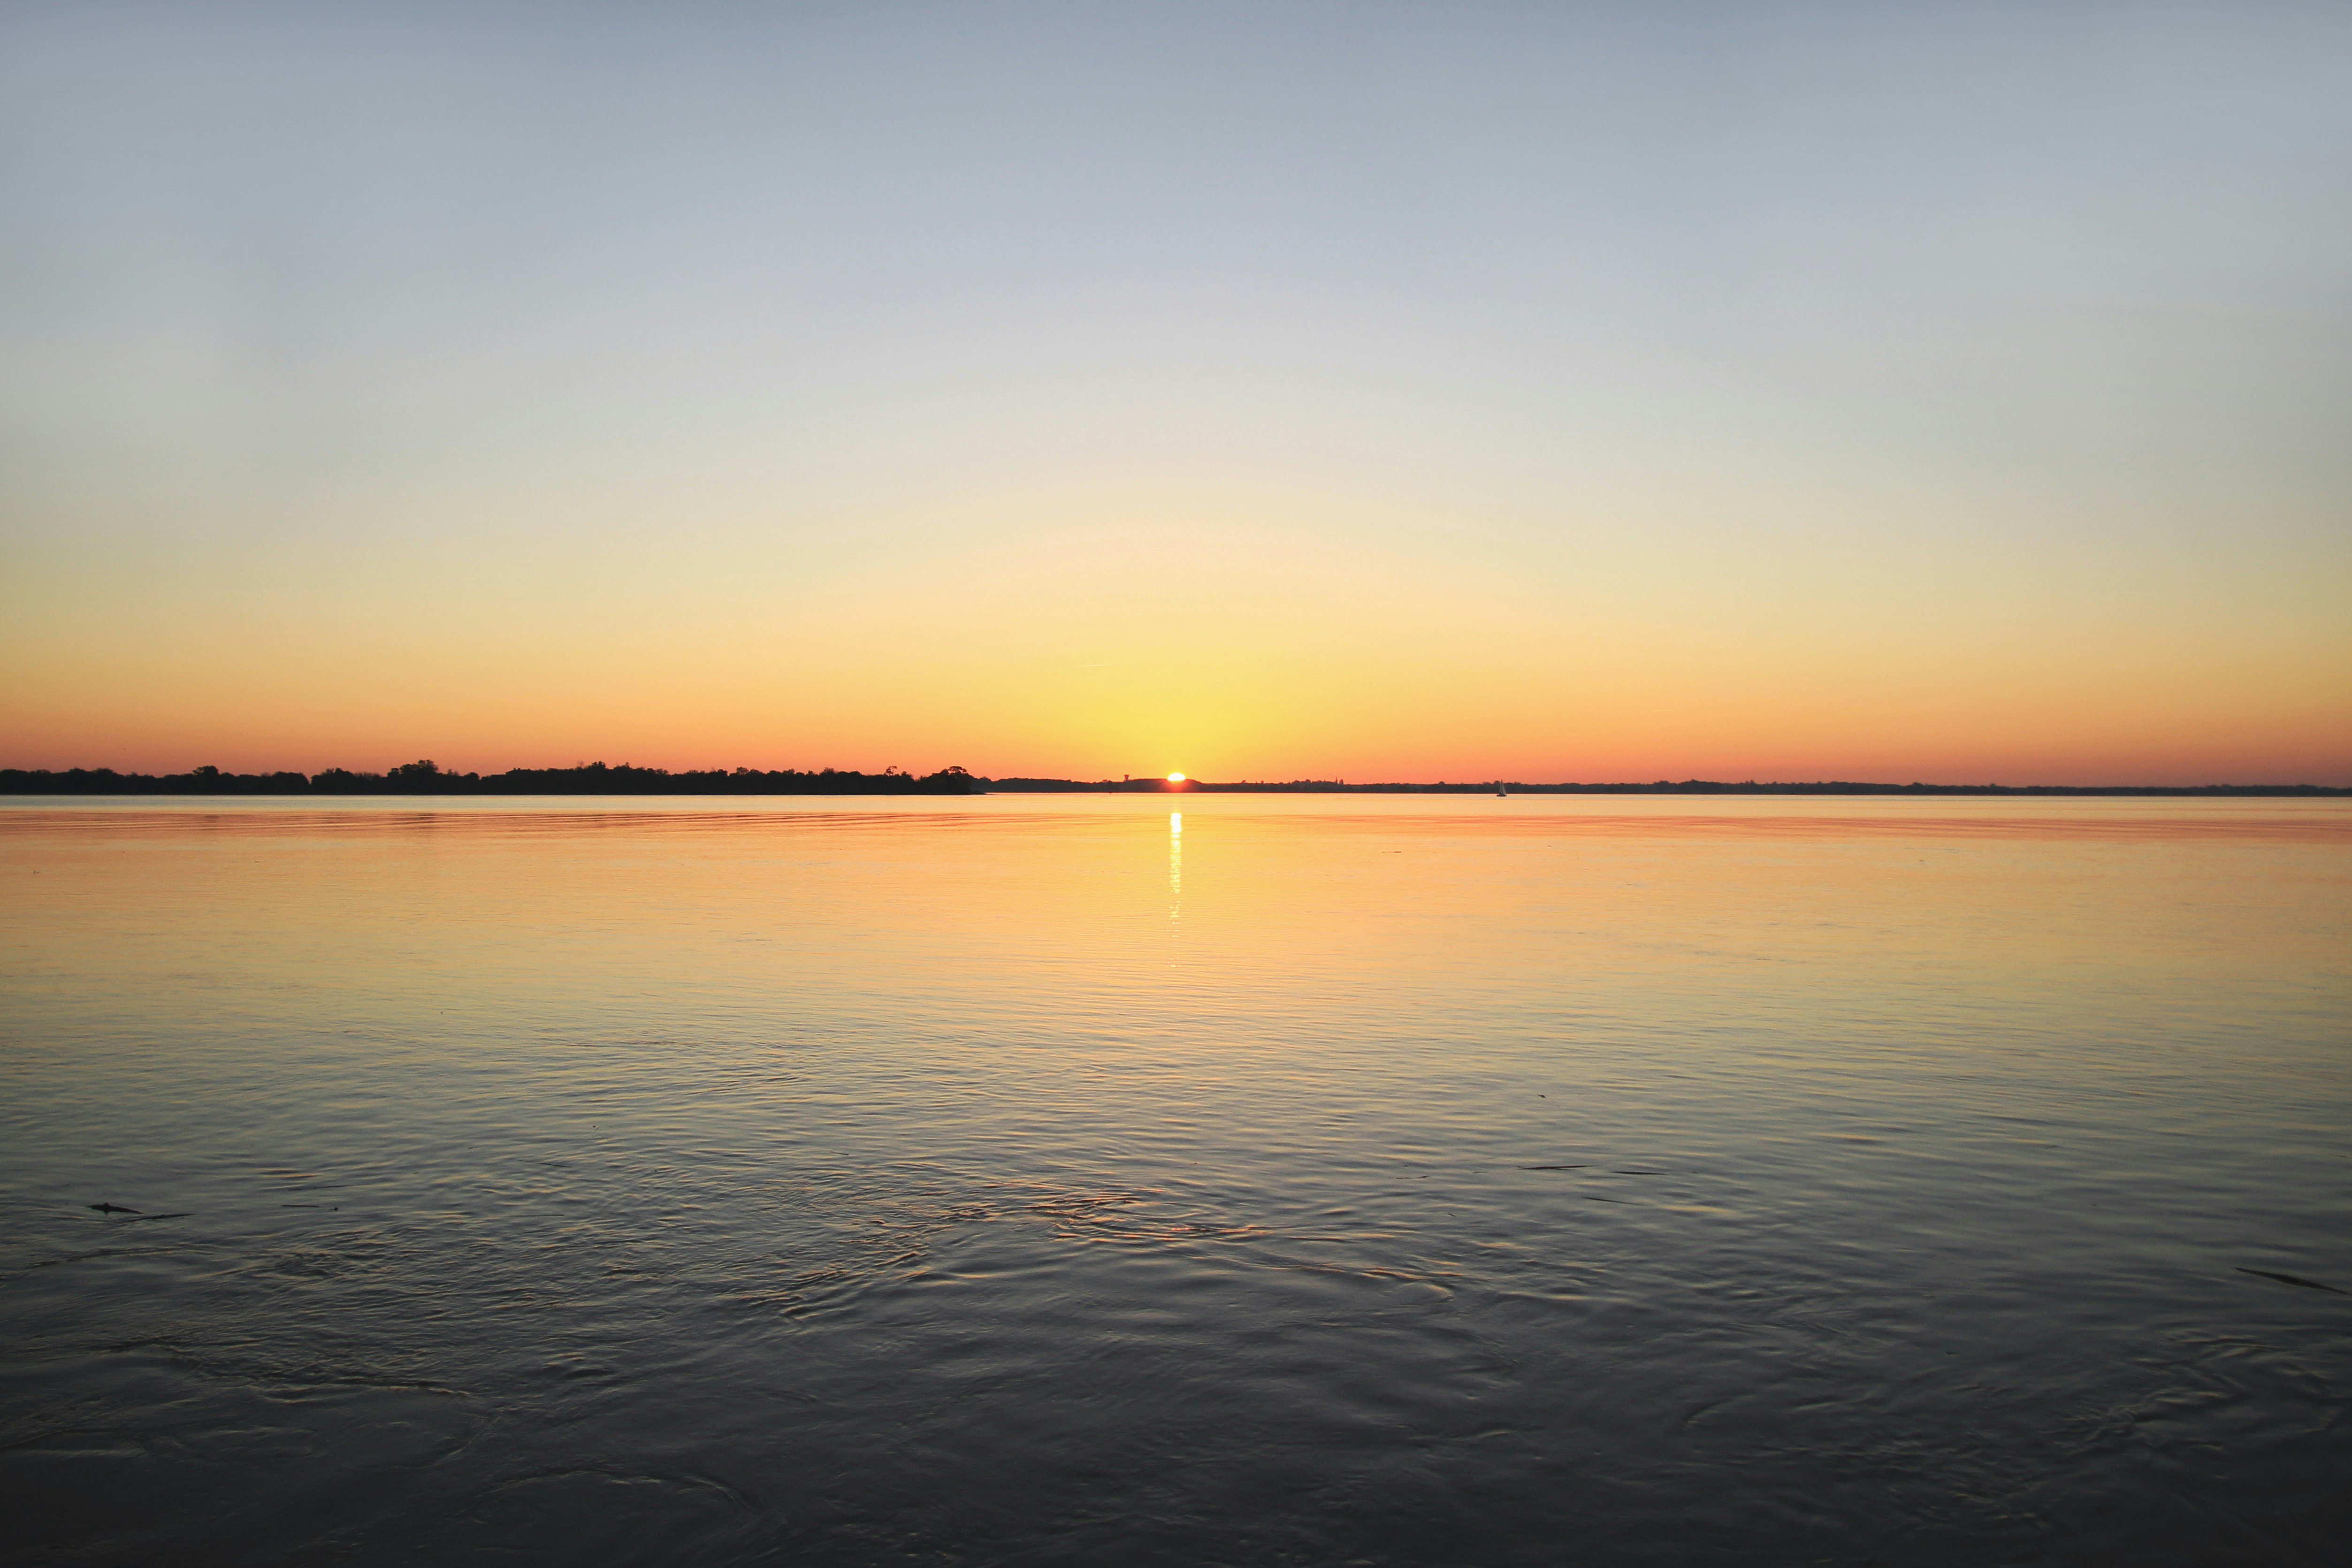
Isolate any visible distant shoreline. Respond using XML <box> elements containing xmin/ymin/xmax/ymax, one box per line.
<box><xmin>3</xmin><ymin>765</ymin><xmax>2344</xmax><ymax>798</ymax></box>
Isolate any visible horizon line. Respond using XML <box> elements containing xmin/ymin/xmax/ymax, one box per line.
<box><xmin>2</xmin><ymin>763</ymin><xmax>2346</xmax><ymax>798</ymax></box>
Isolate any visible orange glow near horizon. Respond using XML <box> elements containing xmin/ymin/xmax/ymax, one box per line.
<box><xmin>4</xmin><ymin>518</ymin><xmax>2345</xmax><ymax>786</ymax></box>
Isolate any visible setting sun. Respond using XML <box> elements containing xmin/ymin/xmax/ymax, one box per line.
<box><xmin>1166</xmin><ymin>773</ymin><xmax>1186</xmax><ymax>783</ymax></box>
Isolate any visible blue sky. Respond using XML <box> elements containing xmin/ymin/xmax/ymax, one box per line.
<box><xmin>4</xmin><ymin>2</ymin><xmax>2347</xmax><ymax>780</ymax></box>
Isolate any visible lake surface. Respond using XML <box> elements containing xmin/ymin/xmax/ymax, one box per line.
<box><xmin>3</xmin><ymin>794</ymin><xmax>2347</xmax><ymax>1566</ymax></box>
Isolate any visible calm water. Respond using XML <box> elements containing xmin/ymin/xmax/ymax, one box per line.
<box><xmin>2</xmin><ymin>795</ymin><xmax>2347</xmax><ymax>1566</ymax></box>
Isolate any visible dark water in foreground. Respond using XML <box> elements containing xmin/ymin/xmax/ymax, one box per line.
<box><xmin>2</xmin><ymin>795</ymin><xmax>2347</xmax><ymax>1566</ymax></box>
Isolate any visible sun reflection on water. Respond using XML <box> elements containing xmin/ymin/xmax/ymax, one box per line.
<box><xmin>1168</xmin><ymin>811</ymin><xmax>1183</xmax><ymax>928</ymax></box>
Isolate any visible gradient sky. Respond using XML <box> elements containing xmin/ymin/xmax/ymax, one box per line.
<box><xmin>4</xmin><ymin>1</ymin><xmax>2347</xmax><ymax>783</ymax></box>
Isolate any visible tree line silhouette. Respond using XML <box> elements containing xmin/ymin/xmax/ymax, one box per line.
<box><xmin>0</xmin><ymin>761</ymin><xmax>984</xmax><ymax>795</ymax></box>
<box><xmin>0</xmin><ymin>763</ymin><xmax>2342</xmax><ymax>796</ymax></box>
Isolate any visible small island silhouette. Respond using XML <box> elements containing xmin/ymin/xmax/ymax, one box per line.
<box><xmin>0</xmin><ymin>762</ymin><xmax>2342</xmax><ymax>797</ymax></box>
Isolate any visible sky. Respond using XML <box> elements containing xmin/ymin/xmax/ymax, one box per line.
<box><xmin>3</xmin><ymin>1</ymin><xmax>2347</xmax><ymax>784</ymax></box>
